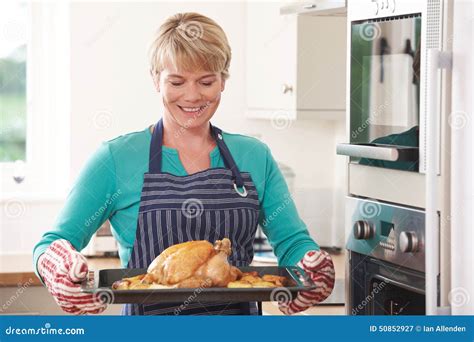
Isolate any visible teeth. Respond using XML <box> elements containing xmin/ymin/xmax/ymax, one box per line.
<box><xmin>180</xmin><ymin>104</ymin><xmax>208</xmax><ymax>112</ymax></box>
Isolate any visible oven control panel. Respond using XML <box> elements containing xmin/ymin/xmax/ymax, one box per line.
<box><xmin>346</xmin><ymin>196</ymin><xmax>427</xmax><ymax>272</ymax></box>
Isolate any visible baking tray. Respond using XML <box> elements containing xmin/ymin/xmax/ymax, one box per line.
<box><xmin>80</xmin><ymin>266</ymin><xmax>316</xmax><ymax>304</ymax></box>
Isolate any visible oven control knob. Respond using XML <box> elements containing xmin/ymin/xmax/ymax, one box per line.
<box><xmin>353</xmin><ymin>220</ymin><xmax>374</xmax><ymax>240</ymax></box>
<box><xmin>399</xmin><ymin>231</ymin><xmax>419</xmax><ymax>253</ymax></box>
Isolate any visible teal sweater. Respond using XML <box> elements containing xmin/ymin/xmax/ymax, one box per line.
<box><xmin>33</xmin><ymin>126</ymin><xmax>319</xmax><ymax>279</ymax></box>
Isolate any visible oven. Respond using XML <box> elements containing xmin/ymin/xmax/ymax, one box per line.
<box><xmin>337</xmin><ymin>0</ymin><xmax>444</xmax><ymax>173</ymax></box>
<box><xmin>338</xmin><ymin>0</ymin><xmax>456</xmax><ymax>316</ymax></box>
<box><xmin>346</xmin><ymin>197</ymin><xmax>428</xmax><ymax>315</ymax></box>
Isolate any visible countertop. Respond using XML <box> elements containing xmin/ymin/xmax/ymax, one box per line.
<box><xmin>0</xmin><ymin>254</ymin><xmax>121</xmax><ymax>287</ymax></box>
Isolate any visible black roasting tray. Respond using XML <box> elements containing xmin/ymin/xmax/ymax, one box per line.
<box><xmin>80</xmin><ymin>266</ymin><xmax>316</xmax><ymax>304</ymax></box>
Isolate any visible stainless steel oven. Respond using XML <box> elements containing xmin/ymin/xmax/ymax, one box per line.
<box><xmin>346</xmin><ymin>197</ymin><xmax>427</xmax><ymax>315</ymax></box>
<box><xmin>337</xmin><ymin>0</ymin><xmax>445</xmax><ymax>173</ymax></box>
<box><xmin>338</xmin><ymin>0</ymin><xmax>461</xmax><ymax>316</ymax></box>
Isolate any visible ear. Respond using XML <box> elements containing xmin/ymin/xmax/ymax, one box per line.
<box><xmin>150</xmin><ymin>70</ymin><xmax>160</xmax><ymax>93</ymax></box>
<box><xmin>221</xmin><ymin>79</ymin><xmax>226</xmax><ymax>92</ymax></box>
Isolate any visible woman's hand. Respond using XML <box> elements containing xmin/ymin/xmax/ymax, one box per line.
<box><xmin>279</xmin><ymin>250</ymin><xmax>335</xmax><ymax>315</ymax></box>
<box><xmin>38</xmin><ymin>239</ymin><xmax>107</xmax><ymax>315</ymax></box>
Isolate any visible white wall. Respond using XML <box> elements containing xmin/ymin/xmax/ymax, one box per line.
<box><xmin>69</xmin><ymin>1</ymin><xmax>248</xmax><ymax>179</ymax></box>
<box><xmin>68</xmin><ymin>1</ymin><xmax>347</xmax><ymax>248</ymax></box>
<box><xmin>0</xmin><ymin>1</ymin><xmax>346</xmax><ymax>254</ymax></box>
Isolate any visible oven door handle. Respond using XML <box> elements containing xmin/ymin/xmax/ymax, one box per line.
<box><xmin>336</xmin><ymin>143</ymin><xmax>418</xmax><ymax>162</ymax></box>
<box><xmin>373</xmin><ymin>274</ymin><xmax>425</xmax><ymax>295</ymax></box>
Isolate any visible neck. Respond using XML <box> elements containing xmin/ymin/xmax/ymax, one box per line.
<box><xmin>161</xmin><ymin>115</ymin><xmax>214</xmax><ymax>151</ymax></box>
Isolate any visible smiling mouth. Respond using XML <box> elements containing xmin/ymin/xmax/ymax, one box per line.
<box><xmin>177</xmin><ymin>103</ymin><xmax>210</xmax><ymax>116</ymax></box>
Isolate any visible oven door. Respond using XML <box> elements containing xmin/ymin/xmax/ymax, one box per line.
<box><xmin>349</xmin><ymin>252</ymin><xmax>425</xmax><ymax>315</ymax></box>
<box><xmin>337</xmin><ymin>14</ymin><xmax>422</xmax><ymax>172</ymax></box>
<box><xmin>369</xmin><ymin>276</ymin><xmax>425</xmax><ymax>315</ymax></box>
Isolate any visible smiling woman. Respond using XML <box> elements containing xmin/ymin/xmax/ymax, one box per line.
<box><xmin>33</xmin><ymin>11</ymin><xmax>334</xmax><ymax>317</ymax></box>
<box><xmin>148</xmin><ymin>12</ymin><xmax>230</xmax><ymax>132</ymax></box>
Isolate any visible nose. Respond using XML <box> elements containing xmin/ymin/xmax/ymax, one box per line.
<box><xmin>182</xmin><ymin>83</ymin><xmax>203</xmax><ymax>103</ymax></box>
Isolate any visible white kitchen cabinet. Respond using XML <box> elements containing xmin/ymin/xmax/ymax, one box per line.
<box><xmin>245</xmin><ymin>1</ymin><xmax>346</xmax><ymax>120</ymax></box>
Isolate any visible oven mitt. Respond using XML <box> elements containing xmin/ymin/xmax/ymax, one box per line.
<box><xmin>38</xmin><ymin>239</ymin><xmax>107</xmax><ymax>315</ymax></box>
<box><xmin>279</xmin><ymin>250</ymin><xmax>335</xmax><ymax>315</ymax></box>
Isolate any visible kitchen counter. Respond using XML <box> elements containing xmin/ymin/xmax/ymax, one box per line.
<box><xmin>0</xmin><ymin>254</ymin><xmax>123</xmax><ymax>315</ymax></box>
<box><xmin>0</xmin><ymin>254</ymin><xmax>121</xmax><ymax>287</ymax></box>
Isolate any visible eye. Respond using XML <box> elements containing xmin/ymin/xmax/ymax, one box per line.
<box><xmin>201</xmin><ymin>81</ymin><xmax>214</xmax><ymax>87</ymax></box>
<box><xmin>170</xmin><ymin>81</ymin><xmax>184</xmax><ymax>86</ymax></box>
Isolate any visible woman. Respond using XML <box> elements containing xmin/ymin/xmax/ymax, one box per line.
<box><xmin>33</xmin><ymin>12</ymin><xmax>335</xmax><ymax>315</ymax></box>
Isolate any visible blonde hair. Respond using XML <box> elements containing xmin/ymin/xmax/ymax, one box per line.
<box><xmin>149</xmin><ymin>12</ymin><xmax>232</xmax><ymax>80</ymax></box>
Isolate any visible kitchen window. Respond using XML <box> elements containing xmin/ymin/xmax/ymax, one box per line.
<box><xmin>0</xmin><ymin>2</ymin><xmax>27</xmax><ymax>163</ymax></box>
<box><xmin>0</xmin><ymin>1</ymin><xmax>70</xmax><ymax>199</ymax></box>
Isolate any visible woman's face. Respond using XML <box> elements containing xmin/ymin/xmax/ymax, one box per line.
<box><xmin>154</xmin><ymin>61</ymin><xmax>225</xmax><ymax>130</ymax></box>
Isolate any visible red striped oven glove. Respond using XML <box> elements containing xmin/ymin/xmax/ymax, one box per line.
<box><xmin>279</xmin><ymin>250</ymin><xmax>335</xmax><ymax>315</ymax></box>
<box><xmin>38</xmin><ymin>239</ymin><xmax>107</xmax><ymax>315</ymax></box>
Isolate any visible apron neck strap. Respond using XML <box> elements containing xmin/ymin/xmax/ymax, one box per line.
<box><xmin>148</xmin><ymin>119</ymin><xmax>246</xmax><ymax>188</ymax></box>
<box><xmin>210</xmin><ymin>124</ymin><xmax>245</xmax><ymax>188</ymax></box>
<box><xmin>148</xmin><ymin>119</ymin><xmax>164</xmax><ymax>174</ymax></box>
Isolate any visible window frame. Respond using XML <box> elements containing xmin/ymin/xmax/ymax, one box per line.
<box><xmin>1</xmin><ymin>1</ymin><xmax>70</xmax><ymax>200</ymax></box>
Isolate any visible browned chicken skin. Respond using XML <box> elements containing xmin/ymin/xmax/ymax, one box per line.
<box><xmin>146</xmin><ymin>238</ymin><xmax>242</xmax><ymax>288</ymax></box>
<box><xmin>111</xmin><ymin>240</ymin><xmax>290</xmax><ymax>290</ymax></box>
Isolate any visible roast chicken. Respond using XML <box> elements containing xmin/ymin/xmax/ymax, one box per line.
<box><xmin>144</xmin><ymin>238</ymin><xmax>242</xmax><ymax>288</ymax></box>
<box><xmin>112</xmin><ymin>238</ymin><xmax>290</xmax><ymax>290</ymax></box>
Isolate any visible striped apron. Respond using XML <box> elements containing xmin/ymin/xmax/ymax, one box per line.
<box><xmin>123</xmin><ymin>119</ymin><xmax>260</xmax><ymax>315</ymax></box>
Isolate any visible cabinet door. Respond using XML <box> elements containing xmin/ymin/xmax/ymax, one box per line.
<box><xmin>246</xmin><ymin>1</ymin><xmax>297</xmax><ymax>116</ymax></box>
<box><xmin>296</xmin><ymin>16</ymin><xmax>346</xmax><ymax>111</ymax></box>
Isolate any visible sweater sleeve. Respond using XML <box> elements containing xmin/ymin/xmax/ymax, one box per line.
<box><xmin>258</xmin><ymin>144</ymin><xmax>319</xmax><ymax>266</ymax></box>
<box><xmin>32</xmin><ymin>142</ymin><xmax>117</xmax><ymax>281</ymax></box>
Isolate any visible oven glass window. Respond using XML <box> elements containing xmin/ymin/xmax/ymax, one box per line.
<box><xmin>370</xmin><ymin>279</ymin><xmax>425</xmax><ymax>315</ymax></box>
<box><xmin>350</xmin><ymin>15</ymin><xmax>422</xmax><ymax>171</ymax></box>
